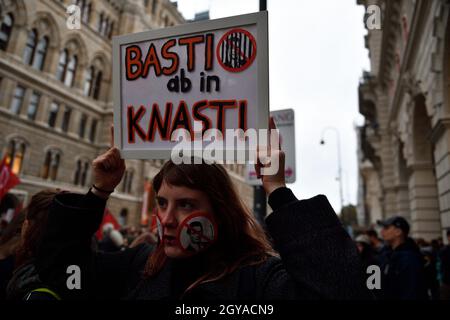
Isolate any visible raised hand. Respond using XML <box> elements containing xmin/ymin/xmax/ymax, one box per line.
<box><xmin>255</xmin><ymin>117</ymin><xmax>286</xmax><ymax>195</ymax></box>
<box><xmin>91</xmin><ymin>125</ymin><xmax>126</xmax><ymax>198</ymax></box>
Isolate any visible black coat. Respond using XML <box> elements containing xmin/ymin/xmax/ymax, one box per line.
<box><xmin>8</xmin><ymin>188</ymin><xmax>368</xmax><ymax>300</ymax></box>
<box><xmin>378</xmin><ymin>238</ymin><xmax>428</xmax><ymax>300</ymax></box>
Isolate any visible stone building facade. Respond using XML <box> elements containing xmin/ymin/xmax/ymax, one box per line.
<box><xmin>0</xmin><ymin>0</ymin><xmax>253</xmax><ymax>226</ymax></box>
<box><xmin>357</xmin><ymin>0</ymin><xmax>450</xmax><ymax>241</ymax></box>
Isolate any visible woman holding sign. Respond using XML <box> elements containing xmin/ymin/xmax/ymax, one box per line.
<box><xmin>8</xmin><ymin>121</ymin><xmax>368</xmax><ymax>300</ymax></box>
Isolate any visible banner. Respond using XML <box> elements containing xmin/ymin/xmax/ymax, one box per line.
<box><xmin>0</xmin><ymin>157</ymin><xmax>21</xmax><ymax>201</ymax></box>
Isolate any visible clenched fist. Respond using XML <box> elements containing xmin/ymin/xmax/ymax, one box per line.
<box><xmin>92</xmin><ymin>147</ymin><xmax>126</xmax><ymax>194</ymax></box>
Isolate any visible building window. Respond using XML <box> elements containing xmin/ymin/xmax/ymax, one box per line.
<box><xmin>64</xmin><ymin>55</ymin><xmax>77</xmax><ymax>87</ymax></box>
<box><xmin>78</xmin><ymin>113</ymin><xmax>87</xmax><ymax>138</ymax></box>
<box><xmin>5</xmin><ymin>139</ymin><xmax>26</xmax><ymax>175</ymax></box>
<box><xmin>74</xmin><ymin>158</ymin><xmax>89</xmax><ymax>186</ymax></box>
<box><xmin>83</xmin><ymin>66</ymin><xmax>94</xmax><ymax>96</ymax></box>
<box><xmin>108</xmin><ymin>22</ymin><xmax>114</xmax><ymax>38</ymax></box>
<box><xmin>56</xmin><ymin>49</ymin><xmax>78</xmax><ymax>87</ymax></box>
<box><xmin>81</xmin><ymin>161</ymin><xmax>89</xmax><ymax>186</ymax></box>
<box><xmin>0</xmin><ymin>13</ymin><xmax>14</xmax><ymax>51</ymax></box>
<box><xmin>93</xmin><ymin>71</ymin><xmax>102</xmax><ymax>100</ymax></box>
<box><xmin>48</xmin><ymin>102</ymin><xmax>60</xmax><ymax>128</ymax></box>
<box><xmin>23</xmin><ymin>29</ymin><xmax>37</xmax><ymax>65</ymax></box>
<box><xmin>61</xmin><ymin>107</ymin><xmax>72</xmax><ymax>132</ymax></box>
<box><xmin>97</xmin><ymin>12</ymin><xmax>104</xmax><ymax>32</ymax></box>
<box><xmin>41</xmin><ymin>149</ymin><xmax>61</xmax><ymax>180</ymax></box>
<box><xmin>75</xmin><ymin>0</ymin><xmax>91</xmax><ymax>24</ymax></box>
<box><xmin>89</xmin><ymin>119</ymin><xmax>97</xmax><ymax>142</ymax></box>
<box><xmin>122</xmin><ymin>169</ymin><xmax>134</xmax><ymax>193</ymax></box>
<box><xmin>56</xmin><ymin>49</ymin><xmax>68</xmax><ymax>81</ymax></box>
<box><xmin>32</xmin><ymin>36</ymin><xmax>48</xmax><ymax>70</ymax></box>
<box><xmin>119</xmin><ymin>208</ymin><xmax>128</xmax><ymax>226</ymax></box>
<box><xmin>84</xmin><ymin>66</ymin><xmax>103</xmax><ymax>99</ymax></box>
<box><xmin>152</xmin><ymin>0</ymin><xmax>158</xmax><ymax>15</ymax></box>
<box><xmin>27</xmin><ymin>91</ymin><xmax>41</xmax><ymax>121</ymax></box>
<box><xmin>9</xmin><ymin>85</ymin><xmax>26</xmax><ymax>114</ymax></box>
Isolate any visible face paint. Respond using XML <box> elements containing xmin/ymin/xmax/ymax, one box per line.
<box><xmin>176</xmin><ymin>212</ymin><xmax>218</xmax><ymax>254</ymax></box>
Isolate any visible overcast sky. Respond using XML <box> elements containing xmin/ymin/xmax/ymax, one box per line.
<box><xmin>173</xmin><ymin>0</ymin><xmax>370</xmax><ymax>213</ymax></box>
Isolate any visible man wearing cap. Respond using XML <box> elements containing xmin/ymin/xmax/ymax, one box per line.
<box><xmin>377</xmin><ymin>216</ymin><xmax>428</xmax><ymax>300</ymax></box>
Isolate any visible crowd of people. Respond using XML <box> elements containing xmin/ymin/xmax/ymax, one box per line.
<box><xmin>354</xmin><ymin>218</ymin><xmax>450</xmax><ymax>300</ymax></box>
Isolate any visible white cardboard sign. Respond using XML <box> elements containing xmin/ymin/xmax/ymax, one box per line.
<box><xmin>245</xmin><ymin>108</ymin><xmax>296</xmax><ymax>185</ymax></box>
<box><xmin>113</xmin><ymin>12</ymin><xmax>269</xmax><ymax>159</ymax></box>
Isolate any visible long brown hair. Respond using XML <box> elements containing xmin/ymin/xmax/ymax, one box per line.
<box><xmin>144</xmin><ymin>160</ymin><xmax>276</xmax><ymax>291</ymax></box>
<box><xmin>15</xmin><ymin>189</ymin><xmax>58</xmax><ymax>267</ymax></box>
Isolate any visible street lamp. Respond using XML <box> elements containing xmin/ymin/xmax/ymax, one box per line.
<box><xmin>320</xmin><ymin>127</ymin><xmax>344</xmax><ymax>212</ymax></box>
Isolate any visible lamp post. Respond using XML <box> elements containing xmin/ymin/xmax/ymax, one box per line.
<box><xmin>320</xmin><ymin>127</ymin><xmax>344</xmax><ymax>212</ymax></box>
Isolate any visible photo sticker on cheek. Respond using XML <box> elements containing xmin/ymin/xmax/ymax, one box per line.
<box><xmin>177</xmin><ymin>213</ymin><xmax>218</xmax><ymax>253</ymax></box>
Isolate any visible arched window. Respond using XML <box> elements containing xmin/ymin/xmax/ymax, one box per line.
<box><xmin>64</xmin><ymin>55</ymin><xmax>77</xmax><ymax>87</ymax></box>
<box><xmin>5</xmin><ymin>139</ymin><xmax>26</xmax><ymax>175</ymax></box>
<box><xmin>122</xmin><ymin>169</ymin><xmax>134</xmax><ymax>193</ymax></box>
<box><xmin>23</xmin><ymin>29</ymin><xmax>37</xmax><ymax>65</ymax></box>
<box><xmin>41</xmin><ymin>149</ymin><xmax>60</xmax><ymax>180</ymax></box>
<box><xmin>83</xmin><ymin>66</ymin><xmax>94</xmax><ymax>96</ymax></box>
<box><xmin>32</xmin><ymin>36</ymin><xmax>48</xmax><ymax>70</ymax></box>
<box><xmin>0</xmin><ymin>13</ymin><xmax>14</xmax><ymax>51</ymax></box>
<box><xmin>74</xmin><ymin>158</ymin><xmax>89</xmax><ymax>186</ymax></box>
<box><xmin>41</xmin><ymin>150</ymin><xmax>51</xmax><ymax>179</ymax></box>
<box><xmin>92</xmin><ymin>71</ymin><xmax>102</xmax><ymax>100</ymax></box>
<box><xmin>56</xmin><ymin>49</ymin><xmax>68</xmax><ymax>81</ymax></box>
<box><xmin>84</xmin><ymin>66</ymin><xmax>102</xmax><ymax>100</ymax></box>
<box><xmin>50</xmin><ymin>153</ymin><xmax>60</xmax><ymax>181</ymax></box>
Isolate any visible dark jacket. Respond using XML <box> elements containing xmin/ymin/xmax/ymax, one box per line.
<box><xmin>379</xmin><ymin>238</ymin><xmax>428</xmax><ymax>300</ymax></box>
<box><xmin>440</xmin><ymin>245</ymin><xmax>450</xmax><ymax>285</ymax></box>
<box><xmin>8</xmin><ymin>187</ymin><xmax>368</xmax><ymax>300</ymax></box>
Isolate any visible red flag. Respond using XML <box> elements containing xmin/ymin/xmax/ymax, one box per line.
<box><xmin>95</xmin><ymin>208</ymin><xmax>121</xmax><ymax>241</ymax></box>
<box><xmin>0</xmin><ymin>157</ymin><xmax>20</xmax><ymax>201</ymax></box>
<box><xmin>141</xmin><ymin>180</ymin><xmax>154</xmax><ymax>226</ymax></box>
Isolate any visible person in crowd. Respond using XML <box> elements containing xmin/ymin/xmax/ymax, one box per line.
<box><xmin>7</xmin><ymin>122</ymin><xmax>368</xmax><ymax>300</ymax></box>
<box><xmin>0</xmin><ymin>211</ymin><xmax>25</xmax><ymax>300</ymax></box>
<box><xmin>417</xmin><ymin>239</ymin><xmax>440</xmax><ymax>299</ymax></box>
<box><xmin>377</xmin><ymin>216</ymin><xmax>428</xmax><ymax>300</ymax></box>
<box><xmin>365</xmin><ymin>229</ymin><xmax>384</xmax><ymax>254</ymax></box>
<box><xmin>439</xmin><ymin>229</ymin><xmax>450</xmax><ymax>300</ymax></box>
<box><xmin>355</xmin><ymin>234</ymin><xmax>379</xmax><ymax>271</ymax></box>
<box><xmin>98</xmin><ymin>223</ymin><xmax>125</xmax><ymax>253</ymax></box>
<box><xmin>6</xmin><ymin>190</ymin><xmax>61</xmax><ymax>300</ymax></box>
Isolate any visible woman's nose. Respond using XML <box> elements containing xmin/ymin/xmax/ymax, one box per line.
<box><xmin>160</xmin><ymin>208</ymin><xmax>177</xmax><ymax>228</ymax></box>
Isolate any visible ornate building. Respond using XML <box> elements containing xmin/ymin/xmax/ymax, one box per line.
<box><xmin>357</xmin><ymin>0</ymin><xmax>450</xmax><ymax>241</ymax></box>
<box><xmin>0</xmin><ymin>0</ymin><xmax>253</xmax><ymax>226</ymax></box>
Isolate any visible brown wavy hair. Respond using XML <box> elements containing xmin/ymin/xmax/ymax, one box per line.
<box><xmin>143</xmin><ymin>160</ymin><xmax>276</xmax><ymax>292</ymax></box>
<box><xmin>15</xmin><ymin>189</ymin><xmax>58</xmax><ymax>268</ymax></box>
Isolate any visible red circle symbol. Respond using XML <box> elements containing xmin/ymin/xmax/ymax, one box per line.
<box><xmin>216</xmin><ymin>28</ymin><xmax>257</xmax><ymax>73</ymax></box>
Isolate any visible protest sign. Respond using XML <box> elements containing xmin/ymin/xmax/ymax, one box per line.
<box><xmin>113</xmin><ymin>12</ymin><xmax>269</xmax><ymax>159</ymax></box>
